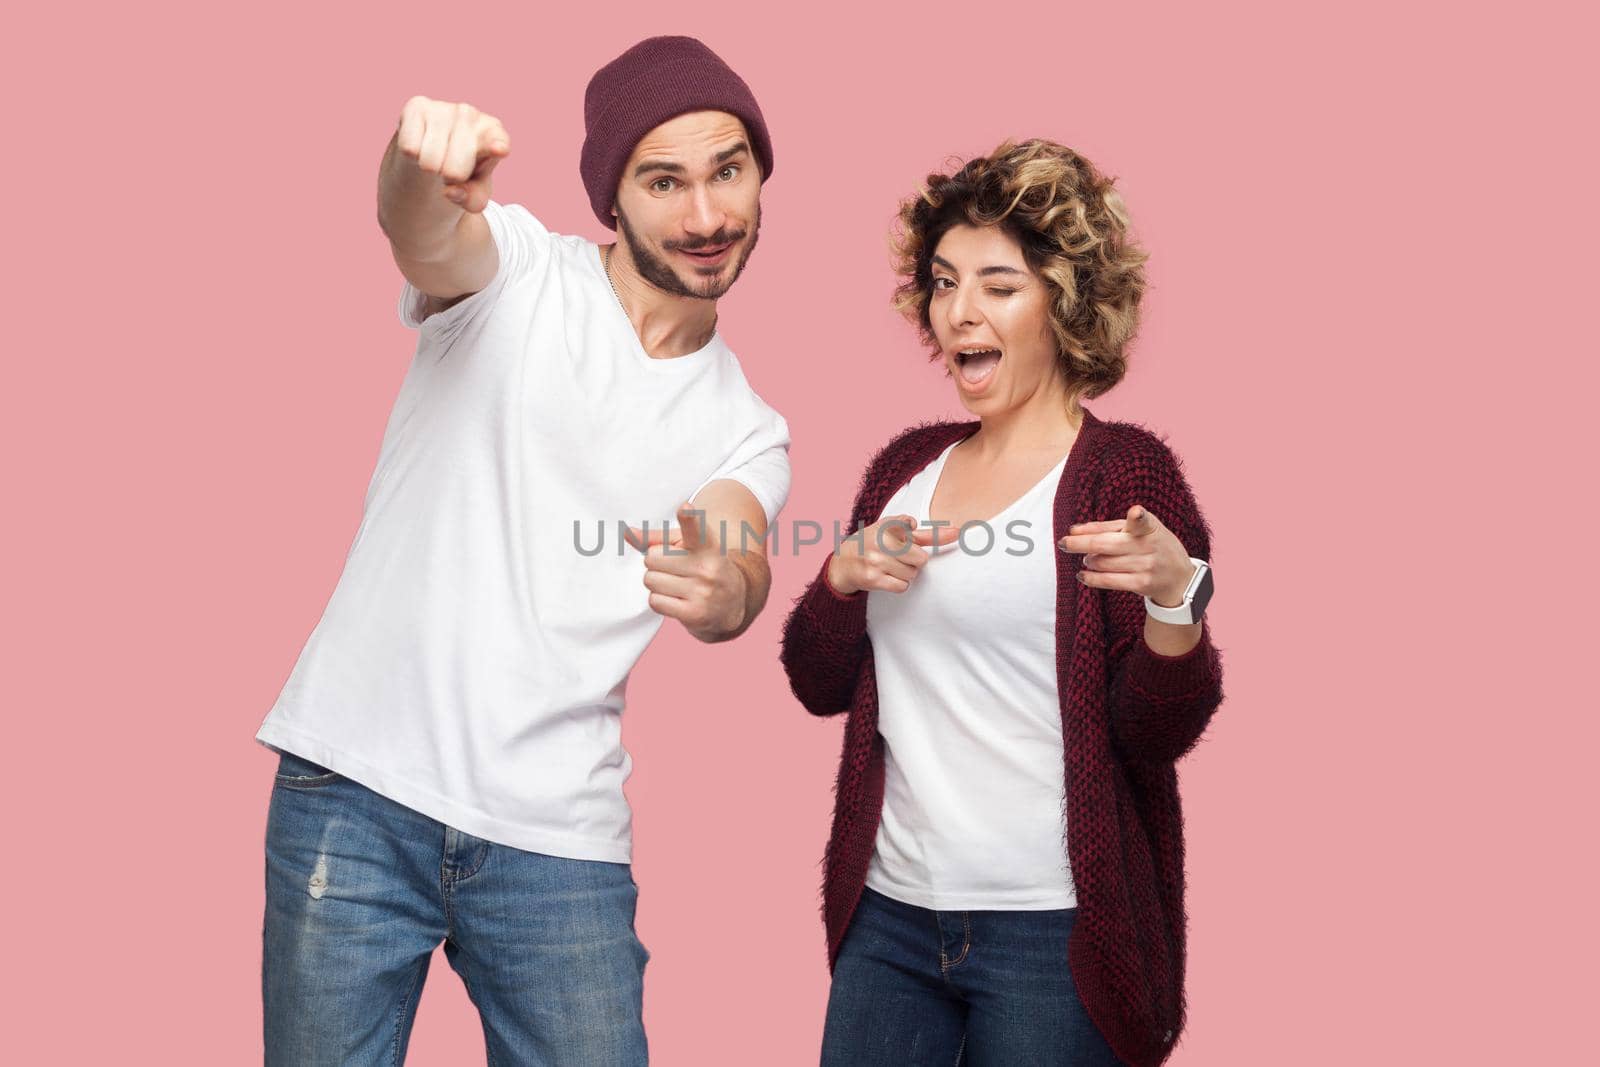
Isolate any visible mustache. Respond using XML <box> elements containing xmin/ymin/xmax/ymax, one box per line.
<box><xmin>663</xmin><ymin>229</ymin><xmax>747</xmax><ymax>252</ymax></box>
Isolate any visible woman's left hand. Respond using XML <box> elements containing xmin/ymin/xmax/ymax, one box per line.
<box><xmin>1057</xmin><ymin>504</ymin><xmax>1195</xmax><ymax>607</ymax></box>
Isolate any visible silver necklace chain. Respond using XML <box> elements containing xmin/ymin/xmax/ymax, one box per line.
<box><xmin>602</xmin><ymin>243</ymin><xmax>625</xmax><ymax>310</ymax></box>
<box><xmin>603</xmin><ymin>242</ymin><xmax>718</xmax><ymax>340</ymax></box>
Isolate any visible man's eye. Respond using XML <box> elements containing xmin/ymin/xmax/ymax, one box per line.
<box><xmin>652</xmin><ymin>178</ymin><xmax>675</xmax><ymax>193</ymax></box>
<box><xmin>717</xmin><ymin>165</ymin><xmax>739</xmax><ymax>181</ymax></box>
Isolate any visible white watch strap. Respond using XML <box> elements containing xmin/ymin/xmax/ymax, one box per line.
<box><xmin>1144</xmin><ymin>557</ymin><xmax>1208</xmax><ymax>624</ymax></box>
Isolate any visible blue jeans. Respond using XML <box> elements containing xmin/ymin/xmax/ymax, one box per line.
<box><xmin>262</xmin><ymin>750</ymin><xmax>649</xmax><ymax>1066</ymax></box>
<box><xmin>822</xmin><ymin>886</ymin><xmax>1124</xmax><ymax>1066</ymax></box>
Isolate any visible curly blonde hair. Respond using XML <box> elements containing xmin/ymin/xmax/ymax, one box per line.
<box><xmin>891</xmin><ymin>139</ymin><xmax>1148</xmax><ymax>401</ymax></box>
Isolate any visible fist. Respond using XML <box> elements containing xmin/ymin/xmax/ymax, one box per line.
<box><xmin>394</xmin><ymin>96</ymin><xmax>510</xmax><ymax>214</ymax></box>
<box><xmin>826</xmin><ymin>514</ymin><xmax>959</xmax><ymax>596</ymax></box>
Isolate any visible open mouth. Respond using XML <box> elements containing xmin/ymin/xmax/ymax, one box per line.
<box><xmin>678</xmin><ymin>242</ymin><xmax>734</xmax><ymax>267</ymax></box>
<box><xmin>954</xmin><ymin>346</ymin><xmax>1003</xmax><ymax>386</ymax></box>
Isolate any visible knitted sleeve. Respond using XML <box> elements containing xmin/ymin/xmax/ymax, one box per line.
<box><xmin>779</xmin><ymin>553</ymin><xmax>872</xmax><ymax>717</ymax></box>
<box><xmin>780</xmin><ymin>425</ymin><xmax>941</xmax><ymax>717</ymax></box>
<box><xmin>1099</xmin><ymin>430</ymin><xmax>1226</xmax><ymax>763</ymax></box>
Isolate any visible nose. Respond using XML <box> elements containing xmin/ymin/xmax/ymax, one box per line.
<box><xmin>682</xmin><ymin>183</ymin><xmax>728</xmax><ymax>241</ymax></box>
<box><xmin>945</xmin><ymin>284</ymin><xmax>981</xmax><ymax>334</ymax></box>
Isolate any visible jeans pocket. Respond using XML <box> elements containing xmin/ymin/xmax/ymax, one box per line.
<box><xmin>273</xmin><ymin>750</ymin><xmax>342</xmax><ymax>789</ymax></box>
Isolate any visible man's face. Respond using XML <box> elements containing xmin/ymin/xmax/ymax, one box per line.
<box><xmin>613</xmin><ymin>110</ymin><xmax>762</xmax><ymax>300</ymax></box>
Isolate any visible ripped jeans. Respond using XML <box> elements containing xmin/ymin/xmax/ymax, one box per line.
<box><xmin>262</xmin><ymin>750</ymin><xmax>649</xmax><ymax>1066</ymax></box>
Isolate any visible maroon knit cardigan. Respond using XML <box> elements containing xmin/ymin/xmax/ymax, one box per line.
<box><xmin>779</xmin><ymin>407</ymin><xmax>1225</xmax><ymax>1067</ymax></box>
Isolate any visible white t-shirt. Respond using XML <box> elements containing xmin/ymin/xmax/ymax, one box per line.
<box><xmin>864</xmin><ymin>439</ymin><xmax>1077</xmax><ymax>910</ymax></box>
<box><xmin>255</xmin><ymin>199</ymin><xmax>791</xmax><ymax>863</ymax></box>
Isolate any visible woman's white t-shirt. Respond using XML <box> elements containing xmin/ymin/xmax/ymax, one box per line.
<box><xmin>864</xmin><ymin>439</ymin><xmax>1077</xmax><ymax>910</ymax></box>
<box><xmin>255</xmin><ymin>200</ymin><xmax>791</xmax><ymax>863</ymax></box>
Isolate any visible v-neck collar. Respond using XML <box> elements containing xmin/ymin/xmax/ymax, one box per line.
<box><xmin>884</xmin><ymin>406</ymin><xmax>1108</xmax><ymax>509</ymax></box>
<box><xmin>921</xmin><ymin>436</ymin><xmax>1076</xmax><ymax>528</ymax></box>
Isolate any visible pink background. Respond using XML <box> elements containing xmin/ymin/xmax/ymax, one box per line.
<box><xmin>8</xmin><ymin>0</ymin><xmax>1593</xmax><ymax>1063</ymax></box>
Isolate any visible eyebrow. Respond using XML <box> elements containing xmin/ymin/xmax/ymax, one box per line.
<box><xmin>633</xmin><ymin>141</ymin><xmax>752</xmax><ymax>179</ymax></box>
<box><xmin>931</xmin><ymin>255</ymin><xmax>1026</xmax><ymax>278</ymax></box>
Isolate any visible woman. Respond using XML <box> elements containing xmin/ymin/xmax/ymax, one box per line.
<box><xmin>780</xmin><ymin>140</ymin><xmax>1224</xmax><ymax>1067</ymax></box>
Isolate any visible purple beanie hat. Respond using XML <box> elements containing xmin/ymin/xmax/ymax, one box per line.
<box><xmin>580</xmin><ymin>35</ymin><xmax>775</xmax><ymax>230</ymax></box>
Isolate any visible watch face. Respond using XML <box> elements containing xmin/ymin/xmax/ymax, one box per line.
<box><xmin>1190</xmin><ymin>566</ymin><xmax>1214</xmax><ymax>620</ymax></box>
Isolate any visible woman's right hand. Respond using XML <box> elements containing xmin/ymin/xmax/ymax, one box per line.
<box><xmin>826</xmin><ymin>514</ymin><xmax>959</xmax><ymax>596</ymax></box>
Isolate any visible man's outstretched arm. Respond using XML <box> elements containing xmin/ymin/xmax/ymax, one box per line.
<box><xmin>378</xmin><ymin>96</ymin><xmax>509</xmax><ymax>313</ymax></box>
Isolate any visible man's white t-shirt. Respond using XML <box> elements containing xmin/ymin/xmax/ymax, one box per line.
<box><xmin>864</xmin><ymin>439</ymin><xmax>1077</xmax><ymax>910</ymax></box>
<box><xmin>255</xmin><ymin>199</ymin><xmax>791</xmax><ymax>863</ymax></box>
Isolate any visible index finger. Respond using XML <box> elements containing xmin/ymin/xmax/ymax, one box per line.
<box><xmin>479</xmin><ymin>118</ymin><xmax>511</xmax><ymax>157</ymax></box>
<box><xmin>1066</xmin><ymin>519</ymin><xmax>1127</xmax><ymax>535</ymax></box>
<box><xmin>909</xmin><ymin>524</ymin><xmax>961</xmax><ymax>547</ymax></box>
<box><xmin>1056</xmin><ymin>531</ymin><xmax>1133</xmax><ymax>555</ymax></box>
<box><xmin>623</xmin><ymin>524</ymin><xmax>677</xmax><ymax>552</ymax></box>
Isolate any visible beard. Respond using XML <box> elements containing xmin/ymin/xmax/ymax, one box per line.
<box><xmin>615</xmin><ymin>202</ymin><xmax>762</xmax><ymax>301</ymax></box>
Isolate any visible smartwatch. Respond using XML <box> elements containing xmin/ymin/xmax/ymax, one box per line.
<box><xmin>1143</xmin><ymin>557</ymin><xmax>1213</xmax><ymax>625</ymax></box>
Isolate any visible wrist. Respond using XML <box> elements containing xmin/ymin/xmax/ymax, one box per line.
<box><xmin>717</xmin><ymin>552</ymin><xmax>762</xmax><ymax>639</ymax></box>
<box><xmin>823</xmin><ymin>555</ymin><xmax>860</xmax><ymax>599</ymax></box>
<box><xmin>1142</xmin><ymin>613</ymin><xmax>1205</xmax><ymax>657</ymax></box>
<box><xmin>1150</xmin><ymin>559</ymin><xmax>1201</xmax><ymax>608</ymax></box>
<box><xmin>1144</xmin><ymin>557</ymin><xmax>1213</xmax><ymax>625</ymax></box>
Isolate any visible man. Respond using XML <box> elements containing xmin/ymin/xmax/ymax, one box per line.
<box><xmin>256</xmin><ymin>36</ymin><xmax>788</xmax><ymax>1065</ymax></box>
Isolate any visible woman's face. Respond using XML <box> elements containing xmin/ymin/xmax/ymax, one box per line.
<box><xmin>927</xmin><ymin>223</ymin><xmax>1061</xmax><ymax>417</ymax></box>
